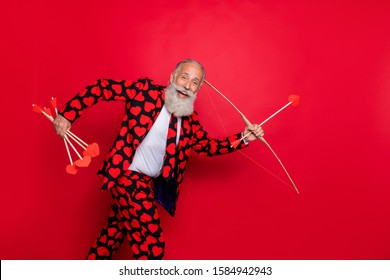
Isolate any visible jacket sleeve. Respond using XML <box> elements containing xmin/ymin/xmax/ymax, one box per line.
<box><xmin>190</xmin><ymin>111</ymin><xmax>248</xmax><ymax>156</ymax></box>
<box><xmin>58</xmin><ymin>78</ymin><xmax>147</xmax><ymax>123</ymax></box>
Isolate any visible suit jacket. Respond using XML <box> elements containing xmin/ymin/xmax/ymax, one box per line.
<box><xmin>59</xmin><ymin>78</ymin><xmax>247</xmax><ymax>216</ymax></box>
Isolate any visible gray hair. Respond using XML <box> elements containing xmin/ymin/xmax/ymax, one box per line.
<box><xmin>173</xmin><ymin>58</ymin><xmax>206</xmax><ymax>83</ymax></box>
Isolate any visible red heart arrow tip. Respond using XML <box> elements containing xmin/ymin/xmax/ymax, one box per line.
<box><xmin>66</xmin><ymin>164</ymin><xmax>78</xmax><ymax>174</ymax></box>
<box><xmin>230</xmin><ymin>139</ymin><xmax>241</xmax><ymax>149</ymax></box>
<box><xmin>74</xmin><ymin>156</ymin><xmax>91</xmax><ymax>168</ymax></box>
<box><xmin>288</xmin><ymin>95</ymin><xmax>300</xmax><ymax>107</ymax></box>
<box><xmin>50</xmin><ymin>97</ymin><xmax>57</xmax><ymax>109</ymax></box>
<box><xmin>32</xmin><ymin>104</ymin><xmax>43</xmax><ymax>113</ymax></box>
<box><xmin>90</xmin><ymin>143</ymin><xmax>100</xmax><ymax>157</ymax></box>
<box><xmin>84</xmin><ymin>143</ymin><xmax>100</xmax><ymax>157</ymax></box>
<box><xmin>43</xmin><ymin>107</ymin><xmax>52</xmax><ymax>117</ymax></box>
<box><xmin>83</xmin><ymin>144</ymin><xmax>98</xmax><ymax>157</ymax></box>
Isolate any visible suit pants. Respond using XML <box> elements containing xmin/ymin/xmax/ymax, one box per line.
<box><xmin>86</xmin><ymin>171</ymin><xmax>165</xmax><ymax>260</ymax></box>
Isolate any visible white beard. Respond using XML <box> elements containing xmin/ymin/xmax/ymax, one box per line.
<box><xmin>164</xmin><ymin>83</ymin><xmax>197</xmax><ymax>117</ymax></box>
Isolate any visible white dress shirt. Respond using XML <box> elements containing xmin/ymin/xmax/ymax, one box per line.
<box><xmin>129</xmin><ymin>105</ymin><xmax>181</xmax><ymax>177</ymax></box>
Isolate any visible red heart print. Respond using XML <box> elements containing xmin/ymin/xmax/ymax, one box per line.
<box><xmin>162</xmin><ymin>166</ymin><xmax>171</xmax><ymax>177</ymax></box>
<box><xmin>91</xmin><ymin>86</ymin><xmax>101</xmax><ymax>95</ymax></box>
<box><xmin>142</xmin><ymin>81</ymin><xmax>149</xmax><ymax>90</ymax></box>
<box><xmin>142</xmin><ymin>200</ymin><xmax>153</xmax><ymax>210</ymax></box>
<box><xmin>126</xmin><ymin>134</ymin><xmax>133</xmax><ymax>144</ymax></box>
<box><xmin>101</xmin><ymin>79</ymin><xmax>109</xmax><ymax>88</ymax></box>
<box><xmin>130</xmin><ymin>106</ymin><xmax>141</xmax><ymax>116</ymax></box>
<box><xmin>148</xmin><ymin>224</ymin><xmax>158</xmax><ymax>233</ymax></box>
<box><xmin>123</xmin><ymin>147</ymin><xmax>132</xmax><ymax>157</ymax></box>
<box><xmin>119</xmin><ymin>127</ymin><xmax>127</xmax><ymax>136</ymax></box>
<box><xmin>112</xmin><ymin>154</ymin><xmax>123</xmax><ymax>165</ymax></box>
<box><xmin>79</xmin><ymin>89</ymin><xmax>87</xmax><ymax>97</ymax></box>
<box><xmin>115</xmin><ymin>140</ymin><xmax>125</xmax><ymax>150</ymax></box>
<box><xmin>134</xmin><ymin>93</ymin><xmax>145</xmax><ymax>101</ymax></box>
<box><xmin>99</xmin><ymin>235</ymin><xmax>107</xmax><ymax>243</ymax></box>
<box><xmin>134</xmin><ymin>190</ymin><xmax>147</xmax><ymax>200</ymax></box>
<box><xmin>119</xmin><ymin>197</ymin><xmax>128</xmax><ymax>206</ymax></box>
<box><xmin>144</xmin><ymin>102</ymin><xmax>154</xmax><ymax>112</ymax></box>
<box><xmin>166</xmin><ymin>143</ymin><xmax>176</xmax><ymax>154</ymax></box>
<box><xmin>64</xmin><ymin>110</ymin><xmax>76</xmax><ymax>121</ymax></box>
<box><xmin>149</xmin><ymin>90</ymin><xmax>158</xmax><ymax>100</ymax></box>
<box><xmin>103</xmin><ymin>89</ymin><xmax>112</xmax><ymax>99</ymax></box>
<box><xmin>147</xmin><ymin>236</ymin><xmax>157</xmax><ymax>244</ymax></box>
<box><xmin>122</xmin><ymin>160</ymin><xmax>130</xmax><ymax>170</ymax></box>
<box><xmin>156</xmin><ymin>98</ymin><xmax>162</xmax><ymax>108</ymax></box>
<box><xmin>128</xmin><ymin>119</ymin><xmax>137</xmax><ymax>128</ymax></box>
<box><xmin>140</xmin><ymin>243</ymin><xmax>148</xmax><ymax>252</ymax></box>
<box><xmin>131</xmin><ymin>219</ymin><xmax>140</xmax><ymax>229</ymax></box>
<box><xmin>132</xmin><ymin>202</ymin><xmax>142</xmax><ymax>211</ymax></box>
<box><xmin>70</xmin><ymin>99</ymin><xmax>82</xmax><ymax>109</ymax></box>
<box><xmin>152</xmin><ymin>246</ymin><xmax>163</xmax><ymax>256</ymax></box>
<box><xmin>140</xmin><ymin>213</ymin><xmax>152</xmax><ymax>222</ymax></box>
<box><xmin>108</xmin><ymin>228</ymin><xmax>117</xmax><ymax>237</ymax></box>
<box><xmin>122</xmin><ymin>209</ymin><xmax>130</xmax><ymax>219</ymax></box>
<box><xmin>111</xmin><ymin>84</ymin><xmax>122</xmax><ymax>94</ymax></box>
<box><xmin>108</xmin><ymin>168</ymin><xmax>121</xmax><ymax>178</ymax></box>
<box><xmin>134</xmin><ymin>127</ymin><xmax>146</xmax><ymax>136</ymax></box>
<box><xmin>131</xmin><ymin>244</ymin><xmax>140</xmax><ymax>255</ymax></box>
<box><xmin>140</xmin><ymin>115</ymin><xmax>151</xmax><ymax>125</ymax></box>
<box><xmin>135</xmin><ymin>82</ymin><xmax>143</xmax><ymax>90</ymax></box>
<box><xmin>83</xmin><ymin>97</ymin><xmax>95</xmax><ymax>106</ymax></box>
<box><xmin>107</xmin><ymin>181</ymin><xmax>115</xmax><ymax>189</ymax></box>
<box><xmin>97</xmin><ymin>247</ymin><xmax>110</xmax><ymax>257</ymax></box>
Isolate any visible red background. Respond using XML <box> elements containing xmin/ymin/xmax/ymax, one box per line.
<box><xmin>1</xmin><ymin>0</ymin><xmax>390</xmax><ymax>260</ymax></box>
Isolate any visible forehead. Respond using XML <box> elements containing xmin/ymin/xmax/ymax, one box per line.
<box><xmin>177</xmin><ymin>63</ymin><xmax>203</xmax><ymax>80</ymax></box>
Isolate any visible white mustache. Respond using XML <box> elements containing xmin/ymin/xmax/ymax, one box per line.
<box><xmin>173</xmin><ymin>85</ymin><xmax>194</xmax><ymax>97</ymax></box>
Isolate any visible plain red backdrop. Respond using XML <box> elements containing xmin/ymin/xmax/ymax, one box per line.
<box><xmin>1</xmin><ymin>0</ymin><xmax>389</xmax><ymax>259</ymax></box>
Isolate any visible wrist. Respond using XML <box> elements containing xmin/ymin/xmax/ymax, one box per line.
<box><xmin>241</xmin><ymin>132</ymin><xmax>249</xmax><ymax>145</ymax></box>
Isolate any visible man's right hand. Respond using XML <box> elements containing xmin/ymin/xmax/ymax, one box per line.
<box><xmin>53</xmin><ymin>115</ymin><xmax>71</xmax><ymax>137</ymax></box>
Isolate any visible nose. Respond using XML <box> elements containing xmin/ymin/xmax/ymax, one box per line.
<box><xmin>184</xmin><ymin>80</ymin><xmax>190</xmax><ymax>90</ymax></box>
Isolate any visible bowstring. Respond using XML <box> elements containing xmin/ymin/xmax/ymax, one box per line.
<box><xmin>205</xmin><ymin>88</ymin><xmax>296</xmax><ymax>192</ymax></box>
<box><xmin>206</xmin><ymin>90</ymin><xmax>229</xmax><ymax>136</ymax></box>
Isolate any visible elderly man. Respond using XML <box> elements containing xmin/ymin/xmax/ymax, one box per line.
<box><xmin>53</xmin><ymin>59</ymin><xmax>263</xmax><ymax>260</ymax></box>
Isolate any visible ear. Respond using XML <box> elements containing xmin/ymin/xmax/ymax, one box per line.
<box><xmin>170</xmin><ymin>73</ymin><xmax>174</xmax><ymax>83</ymax></box>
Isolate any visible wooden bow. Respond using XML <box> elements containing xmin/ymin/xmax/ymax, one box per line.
<box><xmin>204</xmin><ymin>80</ymin><xmax>299</xmax><ymax>194</ymax></box>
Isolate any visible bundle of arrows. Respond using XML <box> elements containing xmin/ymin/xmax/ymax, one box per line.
<box><xmin>32</xmin><ymin>97</ymin><xmax>99</xmax><ymax>175</ymax></box>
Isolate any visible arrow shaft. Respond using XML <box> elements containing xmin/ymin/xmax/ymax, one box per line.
<box><xmin>240</xmin><ymin>101</ymin><xmax>293</xmax><ymax>140</ymax></box>
<box><xmin>260</xmin><ymin>102</ymin><xmax>292</xmax><ymax>126</ymax></box>
<box><xmin>63</xmin><ymin>138</ymin><xmax>73</xmax><ymax>165</ymax></box>
<box><xmin>36</xmin><ymin>105</ymin><xmax>89</xmax><ymax>149</ymax></box>
<box><xmin>66</xmin><ymin>132</ymin><xmax>87</xmax><ymax>150</ymax></box>
<box><xmin>64</xmin><ymin>135</ymin><xmax>83</xmax><ymax>159</ymax></box>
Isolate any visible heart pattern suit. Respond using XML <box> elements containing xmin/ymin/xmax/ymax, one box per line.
<box><xmin>59</xmin><ymin>78</ymin><xmax>248</xmax><ymax>216</ymax></box>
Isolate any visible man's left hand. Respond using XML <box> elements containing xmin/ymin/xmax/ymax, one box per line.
<box><xmin>243</xmin><ymin>124</ymin><xmax>264</xmax><ymax>142</ymax></box>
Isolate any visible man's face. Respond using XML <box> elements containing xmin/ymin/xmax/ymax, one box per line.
<box><xmin>164</xmin><ymin>62</ymin><xmax>203</xmax><ymax>117</ymax></box>
<box><xmin>170</xmin><ymin>62</ymin><xmax>203</xmax><ymax>96</ymax></box>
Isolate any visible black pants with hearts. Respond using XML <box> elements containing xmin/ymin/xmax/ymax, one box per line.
<box><xmin>86</xmin><ymin>171</ymin><xmax>165</xmax><ymax>260</ymax></box>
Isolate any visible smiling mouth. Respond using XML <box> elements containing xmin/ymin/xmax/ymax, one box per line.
<box><xmin>177</xmin><ymin>90</ymin><xmax>189</xmax><ymax>98</ymax></box>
